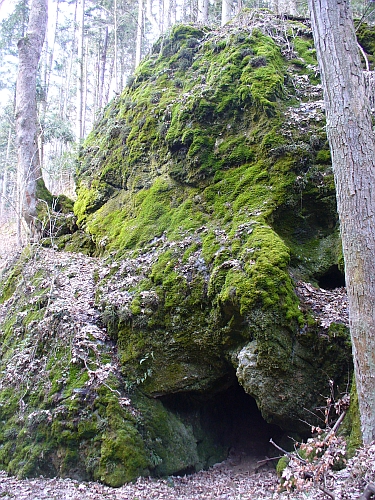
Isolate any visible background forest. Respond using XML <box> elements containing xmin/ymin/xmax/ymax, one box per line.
<box><xmin>0</xmin><ymin>0</ymin><xmax>374</xmax><ymax>223</ymax></box>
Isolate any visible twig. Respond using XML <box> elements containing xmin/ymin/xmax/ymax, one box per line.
<box><xmin>256</xmin><ymin>455</ymin><xmax>283</xmax><ymax>465</ymax></box>
<box><xmin>358</xmin><ymin>43</ymin><xmax>370</xmax><ymax>72</ymax></box>
<box><xmin>323</xmin><ymin>410</ymin><xmax>347</xmax><ymax>444</ymax></box>
<box><xmin>269</xmin><ymin>438</ymin><xmax>307</xmax><ymax>464</ymax></box>
<box><xmin>319</xmin><ymin>485</ymin><xmax>336</xmax><ymax>499</ymax></box>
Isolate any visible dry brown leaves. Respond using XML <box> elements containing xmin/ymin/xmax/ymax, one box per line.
<box><xmin>0</xmin><ymin>443</ymin><xmax>374</xmax><ymax>500</ymax></box>
<box><xmin>295</xmin><ymin>281</ymin><xmax>349</xmax><ymax>329</ymax></box>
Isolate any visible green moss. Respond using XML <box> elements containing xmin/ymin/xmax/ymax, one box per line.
<box><xmin>97</xmin><ymin>427</ymin><xmax>148</xmax><ymax>486</ymax></box>
<box><xmin>341</xmin><ymin>379</ymin><xmax>362</xmax><ymax>457</ymax></box>
<box><xmin>316</xmin><ymin>149</ymin><xmax>331</xmax><ymax>164</ymax></box>
<box><xmin>276</xmin><ymin>455</ymin><xmax>289</xmax><ymax>477</ymax></box>
<box><xmin>135</xmin><ymin>395</ymin><xmax>200</xmax><ymax>476</ymax></box>
<box><xmin>0</xmin><ymin>264</ymin><xmax>22</xmax><ymax>303</ymax></box>
<box><xmin>292</xmin><ymin>37</ymin><xmax>317</xmax><ymax>66</ymax></box>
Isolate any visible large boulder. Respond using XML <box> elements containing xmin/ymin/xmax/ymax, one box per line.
<box><xmin>0</xmin><ymin>10</ymin><xmax>358</xmax><ymax>485</ymax></box>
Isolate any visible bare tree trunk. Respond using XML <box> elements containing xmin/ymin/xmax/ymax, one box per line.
<box><xmin>271</xmin><ymin>0</ymin><xmax>296</xmax><ymax>15</ymax></box>
<box><xmin>146</xmin><ymin>0</ymin><xmax>160</xmax><ymax>34</ymax></box>
<box><xmin>15</xmin><ymin>0</ymin><xmax>48</xmax><ymax>240</ymax></box>
<box><xmin>221</xmin><ymin>0</ymin><xmax>233</xmax><ymax>25</ymax></box>
<box><xmin>135</xmin><ymin>0</ymin><xmax>143</xmax><ymax>67</ymax></box>
<box><xmin>307</xmin><ymin>0</ymin><xmax>375</xmax><ymax>444</ymax></box>
<box><xmin>82</xmin><ymin>37</ymin><xmax>89</xmax><ymax>137</ymax></box>
<box><xmin>197</xmin><ymin>0</ymin><xmax>209</xmax><ymax>23</ymax></box>
<box><xmin>98</xmin><ymin>26</ymin><xmax>109</xmax><ymax>108</ymax></box>
<box><xmin>62</xmin><ymin>0</ymin><xmax>78</xmax><ymax>120</ymax></box>
<box><xmin>76</xmin><ymin>0</ymin><xmax>85</xmax><ymax>141</ymax></box>
<box><xmin>0</xmin><ymin>127</ymin><xmax>12</xmax><ymax>219</ymax></box>
<box><xmin>114</xmin><ymin>0</ymin><xmax>119</xmax><ymax>94</ymax></box>
<box><xmin>104</xmin><ymin>54</ymin><xmax>115</xmax><ymax>105</ymax></box>
<box><xmin>169</xmin><ymin>0</ymin><xmax>176</xmax><ymax>25</ymax></box>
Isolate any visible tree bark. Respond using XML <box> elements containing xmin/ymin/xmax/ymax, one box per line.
<box><xmin>221</xmin><ymin>0</ymin><xmax>233</xmax><ymax>25</ymax></box>
<box><xmin>307</xmin><ymin>0</ymin><xmax>375</xmax><ymax>444</ymax></box>
<box><xmin>15</xmin><ymin>0</ymin><xmax>48</xmax><ymax>239</ymax></box>
<box><xmin>197</xmin><ymin>0</ymin><xmax>209</xmax><ymax>23</ymax></box>
<box><xmin>135</xmin><ymin>0</ymin><xmax>143</xmax><ymax>67</ymax></box>
<box><xmin>271</xmin><ymin>0</ymin><xmax>297</xmax><ymax>15</ymax></box>
<box><xmin>146</xmin><ymin>0</ymin><xmax>160</xmax><ymax>34</ymax></box>
<box><xmin>98</xmin><ymin>26</ymin><xmax>109</xmax><ymax>108</ymax></box>
<box><xmin>0</xmin><ymin>127</ymin><xmax>12</xmax><ymax>219</ymax></box>
<box><xmin>76</xmin><ymin>0</ymin><xmax>85</xmax><ymax>141</ymax></box>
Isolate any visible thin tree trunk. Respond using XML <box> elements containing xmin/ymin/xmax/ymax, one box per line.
<box><xmin>104</xmin><ymin>55</ymin><xmax>115</xmax><ymax>105</ymax></box>
<box><xmin>98</xmin><ymin>26</ymin><xmax>109</xmax><ymax>109</ymax></box>
<box><xmin>114</xmin><ymin>0</ymin><xmax>118</xmax><ymax>94</ymax></box>
<box><xmin>76</xmin><ymin>0</ymin><xmax>85</xmax><ymax>141</ymax></box>
<box><xmin>169</xmin><ymin>0</ymin><xmax>176</xmax><ymax>25</ymax></box>
<box><xmin>15</xmin><ymin>0</ymin><xmax>48</xmax><ymax>240</ymax></box>
<box><xmin>135</xmin><ymin>0</ymin><xmax>143</xmax><ymax>67</ymax></box>
<box><xmin>221</xmin><ymin>0</ymin><xmax>233</xmax><ymax>25</ymax></box>
<box><xmin>307</xmin><ymin>0</ymin><xmax>375</xmax><ymax>444</ymax></box>
<box><xmin>82</xmin><ymin>37</ymin><xmax>89</xmax><ymax>137</ymax></box>
<box><xmin>158</xmin><ymin>0</ymin><xmax>164</xmax><ymax>32</ymax></box>
<box><xmin>146</xmin><ymin>0</ymin><xmax>160</xmax><ymax>34</ymax></box>
<box><xmin>271</xmin><ymin>0</ymin><xmax>297</xmax><ymax>14</ymax></box>
<box><xmin>62</xmin><ymin>0</ymin><xmax>78</xmax><ymax>119</ymax></box>
<box><xmin>0</xmin><ymin>127</ymin><xmax>12</xmax><ymax>219</ymax></box>
<box><xmin>197</xmin><ymin>0</ymin><xmax>209</xmax><ymax>23</ymax></box>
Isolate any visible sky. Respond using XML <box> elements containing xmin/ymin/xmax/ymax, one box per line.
<box><xmin>0</xmin><ymin>0</ymin><xmax>63</xmax><ymax>107</ymax></box>
<box><xmin>0</xmin><ymin>0</ymin><xmax>14</xmax><ymax>22</ymax></box>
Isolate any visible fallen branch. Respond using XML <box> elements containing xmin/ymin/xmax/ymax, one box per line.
<box><xmin>256</xmin><ymin>455</ymin><xmax>283</xmax><ymax>465</ymax></box>
<box><xmin>269</xmin><ymin>438</ymin><xmax>307</xmax><ymax>464</ymax></box>
<box><xmin>323</xmin><ymin>410</ymin><xmax>347</xmax><ymax>444</ymax></box>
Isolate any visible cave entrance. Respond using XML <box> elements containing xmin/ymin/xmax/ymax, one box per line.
<box><xmin>317</xmin><ymin>264</ymin><xmax>345</xmax><ymax>290</ymax></box>
<box><xmin>161</xmin><ymin>379</ymin><xmax>283</xmax><ymax>470</ymax></box>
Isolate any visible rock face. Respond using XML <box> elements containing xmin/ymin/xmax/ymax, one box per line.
<box><xmin>0</xmin><ymin>10</ymin><xmax>359</xmax><ymax>486</ymax></box>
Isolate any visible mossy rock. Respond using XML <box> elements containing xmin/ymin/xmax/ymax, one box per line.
<box><xmin>0</xmin><ymin>10</ymin><xmax>364</xmax><ymax>485</ymax></box>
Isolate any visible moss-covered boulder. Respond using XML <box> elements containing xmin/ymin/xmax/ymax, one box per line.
<box><xmin>0</xmin><ymin>10</ymin><xmax>361</xmax><ymax>486</ymax></box>
<box><xmin>76</xmin><ymin>10</ymin><xmax>352</xmax><ymax>421</ymax></box>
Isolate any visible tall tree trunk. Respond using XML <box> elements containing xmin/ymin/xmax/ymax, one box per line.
<box><xmin>221</xmin><ymin>0</ymin><xmax>233</xmax><ymax>25</ymax></box>
<box><xmin>146</xmin><ymin>0</ymin><xmax>160</xmax><ymax>34</ymax></box>
<box><xmin>98</xmin><ymin>26</ymin><xmax>109</xmax><ymax>108</ymax></box>
<box><xmin>169</xmin><ymin>0</ymin><xmax>176</xmax><ymax>25</ymax></box>
<box><xmin>271</xmin><ymin>0</ymin><xmax>297</xmax><ymax>15</ymax></box>
<box><xmin>82</xmin><ymin>37</ymin><xmax>89</xmax><ymax>137</ymax></box>
<box><xmin>62</xmin><ymin>0</ymin><xmax>78</xmax><ymax>120</ymax></box>
<box><xmin>307</xmin><ymin>0</ymin><xmax>375</xmax><ymax>444</ymax></box>
<box><xmin>135</xmin><ymin>0</ymin><xmax>143</xmax><ymax>67</ymax></box>
<box><xmin>197</xmin><ymin>0</ymin><xmax>209</xmax><ymax>23</ymax></box>
<box><xmin>0</xmin><ymin>127</ymin><xmax>12</xmax><ymax>219</ymax></box>
<box><xmin>104</xmin><ymin>56</ymin><xmax>115</xmax><ymax>105</ymax></box>
<box><xmin>76</xmin><ymin>0</ymin><xmax>85</xmax><ymax>141</ymax></box>
<box><xmin>15</xmin><ymin>0</ymin><xmax>48</xmax><ymax>240</ymax></box>
<box><xmin>114</xmin><ymin>0</ymin><xmax>119</xmax><ymax>93</ymax></box>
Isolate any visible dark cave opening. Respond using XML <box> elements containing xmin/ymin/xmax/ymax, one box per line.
<box><xmin>317</xmin><ymin>264</ymin><xmax>345</xmax><ymax>290</ymax></box>
<box><xmin>161</xmin><ymin>379</ymin><xmax>284</xmax><ymax>468</ymax></box>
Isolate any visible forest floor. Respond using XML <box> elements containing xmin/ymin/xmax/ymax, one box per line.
<box><xmin>0</xmin><ymin>223</ymin><xmax>372</xmax><ymax>499</ymax></box>
<box><xmin>0</xmin><ymin>444</ymin><xmax>374</xmax><ymax>499</ymax></box>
